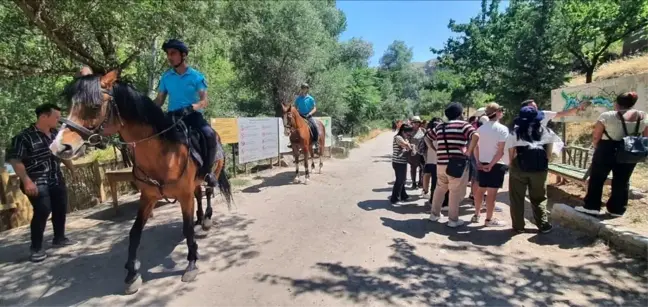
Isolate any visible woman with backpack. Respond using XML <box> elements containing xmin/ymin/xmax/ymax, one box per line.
<box><xmin>576</xmin><ymin>92</ymin><xmax>648</xmax><ymax>217</ymax></box>
<box><xmin>506</xmin><ymin>106</ymin><xmax>560</xmax><ymax>234</ymax></box>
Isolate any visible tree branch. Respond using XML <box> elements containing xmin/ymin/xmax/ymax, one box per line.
<box><xmin>0</xmin><ymin>60</ymin><xmax>76</xmax><ymax>78</ymax></box>
<box><xmin>13</xmin><ymin>0</ymin><xmax>104</xmax><ymax>71</ymax></box>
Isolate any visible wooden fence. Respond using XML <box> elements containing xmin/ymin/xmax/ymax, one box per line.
<box><xmin>0</xmin><ymin>160</ymin><xmax>136</xmax><ymax>232</ymax></box>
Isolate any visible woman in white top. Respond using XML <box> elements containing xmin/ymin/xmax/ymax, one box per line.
<box><xmin>577</xmin><ymin>92</ymin><xmax>648</xmax><ymax>217</ymax></box>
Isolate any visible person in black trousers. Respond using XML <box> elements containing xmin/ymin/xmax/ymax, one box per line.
<box><xmin>578</xmin><ymin>92</ymin><xmax>647</xmax><ymax>217</ymax></box>
<box><xmin>6</xmin><ymin>103</ymin><xmax>77</xmax><ymax>262</ymax></box>
<box><xmin>391</xmin><ymin>124</ymin><xmax>414</xmax><ymax>204</ymax></box>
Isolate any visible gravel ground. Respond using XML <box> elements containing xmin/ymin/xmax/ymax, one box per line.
<box><xmin>0</xmin><ymin>132</ymin><xmax>646</xmax><ymax>307</ymax></box>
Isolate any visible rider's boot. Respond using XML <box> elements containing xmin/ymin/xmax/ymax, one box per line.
<box><xmin>202</xmin><ymin>126</ymin><xmax>218</xmax><ymax>188</ymax></box>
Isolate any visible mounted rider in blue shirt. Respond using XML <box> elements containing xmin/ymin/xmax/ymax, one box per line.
<box><xmin>290</xmin><ymin>83</ymin><xmax>319</xmax><ymax>149</ymax></box>
<box><xmin>154</xmin><ymin>39</ymin><xmax>218</xmax><ymax>187</ymax></box>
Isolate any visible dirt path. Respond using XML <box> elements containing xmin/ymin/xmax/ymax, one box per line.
<box><xmin>0</xmin><ymin>132</ymin><xmax>646</xmax><ymax>306</ymax></box>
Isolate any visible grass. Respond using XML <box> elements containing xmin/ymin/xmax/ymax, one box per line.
<box><xmin>566</xmin><ymin>53</ymin><xmax>648</xmax><ymax>86</ymax></box>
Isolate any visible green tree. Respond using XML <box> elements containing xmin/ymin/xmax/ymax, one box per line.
<box><xmin>556</xmin><ymin>0</ymin><xmax>648</xmax><ymax>83</ymax></box>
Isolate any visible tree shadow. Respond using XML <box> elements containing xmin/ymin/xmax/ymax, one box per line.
<box><xmin>358</xmin><ymin>200</ymin><xmax>429</xmax><ymax>215</ymax></box>
<box><xmin>379</xmin><ymin>217</ymin><xmax>514</xmax><ymax>246</ymax></box>
<box><xmin>255</xmin><ymin>238</ymin><xmax>648</xmax><ymax>306</ymax></box>
<box><xmin>241</xmin><ymin>171</ymin><xmax>296</xmax><ymax>193</ymax></box>
<box><xmin>0</xmin><ymin>210</ymin><xmax>262</xmax><ymax>306</ymax></box>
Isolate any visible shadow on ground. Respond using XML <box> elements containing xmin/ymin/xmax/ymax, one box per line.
<box><xmin>241</xmin><ymin>171</ymin><xmax>296</xmax><ymax>193</ymax></box>
<box><xmin>256</xmin><ymin>238</ymin><xmax>647</xmax><ymax>306</ymax></box>
<box><xmin>0</xmin><ymin>208</ymin><xmax>263</xmax><ymax>306</ymax></box>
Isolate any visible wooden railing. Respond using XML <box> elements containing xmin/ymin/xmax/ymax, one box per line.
<box><xmin>0</xmin><ymin>160</ymin><xmax>136</xmax><ymax>232</ymax></box>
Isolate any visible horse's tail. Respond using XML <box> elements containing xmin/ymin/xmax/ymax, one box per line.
<box><xmin>213</xmin><ymin>131</ymin><xmax>233</xmax><ymax>209</ymax></box>
<box><xmin>213</xmin><ymin>158</ymin><xmax>233</xmax><ymax>209</ymax></box>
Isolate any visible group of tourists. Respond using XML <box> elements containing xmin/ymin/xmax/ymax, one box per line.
<box><xmin>391</xmin><ymin>91</ymin><xmax>646</xmax><ymax>232</ymax></box>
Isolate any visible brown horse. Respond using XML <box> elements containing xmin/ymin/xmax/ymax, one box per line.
<box><xmin>49</xmin><ymin>70</ymin><xmax>233</xmax><ymax>294</ymax></box>
<box><xmin>281</xmin><ymin>103</ymin><xmax>325</xmax><ymax>184</ymax></box>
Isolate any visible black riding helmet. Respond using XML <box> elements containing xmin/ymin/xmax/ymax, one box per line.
<box><xmin>162</xmin><ymin>39</ymin><xmax>189</xmax><ymax>55</ymax></box>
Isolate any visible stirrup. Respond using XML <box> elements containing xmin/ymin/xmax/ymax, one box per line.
<box><xmin>204</xmin><ymin>173</ymin><xmax>217</xmax><ymax>187</ymax></box>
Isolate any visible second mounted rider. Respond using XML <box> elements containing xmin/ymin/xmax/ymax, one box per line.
<box><xmin>154</xmin><ymin>39</ymin><xmax>218</xmax><ymax>187</ymax></box>
<box><xmin>290</xmin><ymin>83</ymin><xmax>319</xmax><ymax>150</ymax></box>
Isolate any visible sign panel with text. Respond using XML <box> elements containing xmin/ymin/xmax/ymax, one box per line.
<box><xmin>237</xmin><ymin>117</ymin><xmax>279</xmax><ymax>164</ymax></box>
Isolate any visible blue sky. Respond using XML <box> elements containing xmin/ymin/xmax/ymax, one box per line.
<box><xmin>337</xmin><ymin>0</ymin><xmax>507</xmax><ymax>66</ymax></box>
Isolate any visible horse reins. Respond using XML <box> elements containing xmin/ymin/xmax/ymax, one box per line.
<box><xmin>61</xmin><ymin>87</ymin><xmax>192</xmax><ymax>202</ymax></box>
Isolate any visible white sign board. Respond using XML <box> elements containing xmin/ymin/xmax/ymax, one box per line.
<box><xmin>551</xmin><ymin>73</ymin><xmax>648</xmax><ymax>123</ymax></box>
<box><xmin>278</xmin><ymin>117</ymin><xmax>333</xmax><ymax>153</ymax></box>
<box><xmin>237</xmin><ymin>117</ymin><xmax>279</xmax><ymax>164</ymax></box>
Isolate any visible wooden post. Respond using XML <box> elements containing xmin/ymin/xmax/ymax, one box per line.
<box><xmin>92</xmin><ymin>160</ymin><xmax>106</xmax><ymax>203</ymax></box>
<box><xmin>232</xmin><ymin>144</ymin><xmax>237</xmax><ymax>178</ymax></box>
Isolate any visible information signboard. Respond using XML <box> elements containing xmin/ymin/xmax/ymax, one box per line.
<box><xmin>237</xmin><ymin>117</ymin><xmax>279</xmax><ymax>164</ymax></box>
<box><xmin>210</xmin><ymin>118</ymin><xmax>239</xmax><ymax>144</ymax></box>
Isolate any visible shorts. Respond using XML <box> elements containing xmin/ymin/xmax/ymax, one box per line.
<box><xmin>469</xmin><ymin>155</ymin><xmax>479</xmax><ymax>181</ymax></box>
<box><xmin>423</xmin><ymin>163</ymin><xmax>436</xmax><ymax>174</ymax></box>
<box><xmin>477</xmin><ymin>163</ymin><xmax>508</xmax><ymax>189</ymax></box>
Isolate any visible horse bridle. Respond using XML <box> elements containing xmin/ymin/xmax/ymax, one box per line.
<box><xmin>59</xmin><ymin>88</ymin><xmax>120</xmax><ymax>149</ymax></box>
<box><xmin>283</xmin><ymin>106</ymin><xmax>297</xmax><ymax>133</ymax></box>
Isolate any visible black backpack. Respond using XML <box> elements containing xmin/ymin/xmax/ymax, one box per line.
<box><xmin>603</xmin><ymin>111</ymin><xmax>648</xmax><ymax>164</ymax></box>
<box><xmin>515</xmin><ymin>143</ymin><xmax>549</xmax><ymax>172</ymax></box>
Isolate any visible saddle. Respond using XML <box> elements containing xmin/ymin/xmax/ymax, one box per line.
<box><xmin>301</xmin><ymin>116</ymin><xmax>320</xmax><ymax>144</ymax></box>
<box><xmin>169</xmin><ymin>113</ymin><xmax>219</xmax><ymax>180</ymax></box>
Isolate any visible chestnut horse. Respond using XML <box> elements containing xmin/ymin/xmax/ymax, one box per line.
<box><xmin>50</xmin><ymin>70</ymin><xmax>233</xmax><ymax>294</ymax></box>
<box><xmin>281</xmin><ymin>103</ymin><xmax>325</xmax><ymax>184</ymax></box>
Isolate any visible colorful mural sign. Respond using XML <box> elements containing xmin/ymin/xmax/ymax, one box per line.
<box><xmin>551</xmin><ymin>73</ymin><xmax>648</xmax><ymax>123</ymax></box>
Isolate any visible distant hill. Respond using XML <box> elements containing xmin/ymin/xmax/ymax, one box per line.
<box><xmin>412</xmin><ymin>59</ymin><xmax>437</xmax><ymax>76</ymax></box>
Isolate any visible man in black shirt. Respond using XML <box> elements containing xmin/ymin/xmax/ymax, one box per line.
<box><xmin>6</xmin><ymin>103</ymin><xmax>76</xmax><ymax>262</ymax></box>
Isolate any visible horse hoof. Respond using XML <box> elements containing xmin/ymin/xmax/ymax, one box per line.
<box><xmin>202</xmin><ymin>217</ymin><xmax>212</xmax><ymax>231</ymax></box>
<box><xmin>293</xmin><ymin>178</ymin><xmax>300</xmax><ymax>184</ymax></box>
<box><xmin>304</xmin><ymin>178</ymin><xmax>310</xmax><ymax>185</ymax></box>
<box><xmin>181</xmin><ymin>266</ymin><xmax>199</xmax><ymax>282</ymax></box>
<box><xmin>194</xmin><ymin>222</ymin><xmax>203</xmax><ymax>234</ymax></box>
<box><xmin>124</xmin><ymin>274</ymin><xmax>142</xmax><ymax>295</ymax></box>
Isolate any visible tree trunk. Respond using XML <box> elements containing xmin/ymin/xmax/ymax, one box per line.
<box><xmin>585</xmin><ymin>66</ymin><xmax>594</xmax><ymax>84</ymax></box>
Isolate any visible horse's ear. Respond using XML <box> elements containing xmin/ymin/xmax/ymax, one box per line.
<box><xmin>100</xmin><ymin>70</ymin><xmax>120</xmax><ymax>88</ymax></box>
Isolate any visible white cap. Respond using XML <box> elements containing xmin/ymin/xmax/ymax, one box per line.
<box><xmin>410</xmin><ymin>115</ymin><xmax>422</xmax><ymax>123</ymax></box>
<box><xmin>473</xmin><ymin>107</ymin><xmax>486</xmax><ymax>117</ymax></box>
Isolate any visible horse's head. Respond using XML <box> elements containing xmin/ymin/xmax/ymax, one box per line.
<box><xmin>50</xmin><ymin>70</ymin><xmax>121</xmax><ymax>159</ymax></box>
<box><xmin>281</xmin><ymin>103</ymin><xmax>297</xmax><ymax>137</ymax></box>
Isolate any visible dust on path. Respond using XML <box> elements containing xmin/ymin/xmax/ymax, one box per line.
<box><xmin>0</xmin><ymin>132</ymin><xmax>645</xmax><ymax>306</ymax></box>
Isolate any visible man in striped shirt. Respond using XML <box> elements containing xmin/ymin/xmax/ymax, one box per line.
<box><xmin>427</xmin><ymin>102</ymin><xmax>479</xmax><ymax>227</ymax></box>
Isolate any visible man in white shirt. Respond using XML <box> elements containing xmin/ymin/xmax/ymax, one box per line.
<box><xmin>473</xmin><ymin>103</ymin><xmax>509</xmax><ymax>227</ymax></box>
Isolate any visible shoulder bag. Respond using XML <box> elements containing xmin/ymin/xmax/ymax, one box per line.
<box><xmin>442</xmin><ymin>123</ymin><xmax>468</xmax><ymax>178</ymax></box>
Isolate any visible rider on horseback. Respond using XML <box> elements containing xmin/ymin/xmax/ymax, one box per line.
<box><xmin>154</xmin><ymin>39</ymin><xmax>218</xmax><ymax>187</ymax></box>
<box><xmin>288</xmin><ymin>83</ymin><xmax>319</xmax><ymax>150</ymax></box>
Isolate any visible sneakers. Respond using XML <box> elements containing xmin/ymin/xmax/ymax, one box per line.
<box><xmin>52</xmin><ymin>237</ymin><xmax>77</xmax><ymax>248</ymax></box>
<box><xmin>471</xmin><ymin>215</ymin><xmax>480</xmax><ymax>223</ymax></box>
<box><xmin>574</xmin><ymin>206</ymin><xmax>602</xmax><ymax>216</ymax></box>
<box><xmin>428</xmin><ymin>213</ymin><xmax>443</xmax><ymax>222</ymax></box>
<box><xmin>447</xmin><ymin>219</ymin><xmax>465</xmax><ymax>228</ymax></box>
<box><xmin>30</xmin><ymin>249</ymin><xmax>47</xmax><ymax>262</ymax></box>
<box><xmin>539</xmin><ymin>224</ymin><xmax>553</xmax><ymax>234</ymax></box>
<box><xmin>484</xmin><ymin>218</ymin><xmax>506</xmax><ymax>227</ymax></box>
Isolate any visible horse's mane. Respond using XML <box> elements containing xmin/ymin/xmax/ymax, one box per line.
<box><xmin>62</xmin><ymin>75</ymin><xmax>181</xmax><ymax>144</ymax></box>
